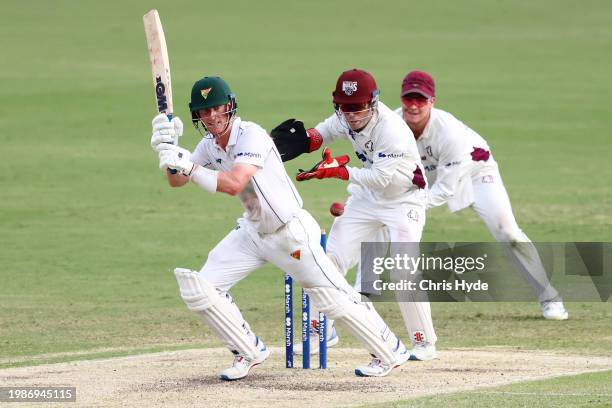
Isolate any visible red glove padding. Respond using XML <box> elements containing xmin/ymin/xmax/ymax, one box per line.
<box><xmin>296</xmin><ymin>147</ymin><xmax>350</xmax><ymax>181</ymax></box>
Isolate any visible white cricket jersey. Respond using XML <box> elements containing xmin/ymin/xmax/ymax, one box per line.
<box><xmin>315</xmin><ymin>102</ymin><xmax>426</xmax><ymax>206</ymax></box>
<box><xmin>394</xmin><ymin>107</ymin><xmax>498</xmax><ymax>211</ymax></box>
<box><xmin>191</xmin><ymin>117</ymin><xmax>303</xmax><ymax>233</ymax></box>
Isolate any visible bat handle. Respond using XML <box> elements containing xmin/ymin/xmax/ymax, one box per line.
<box><xmin>164</xmin><ymin>112</ymin><xmax>178</xmax><ymax>174</ymax></box>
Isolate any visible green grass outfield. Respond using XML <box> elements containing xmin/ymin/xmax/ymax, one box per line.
<box><xmin>1</xmin><ymin>0</ymin><xmax>611</xmax><ymax>405</ymax></box>
<box><xmin>365</xmin><ymin>370</ymin><xmax>612</xmax><ymax>407</ymax></box>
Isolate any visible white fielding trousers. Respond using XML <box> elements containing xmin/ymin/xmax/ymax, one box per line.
<box><xmin>470</xmin><ymin>169</ymin><xmax>560</xmax><ymax>303</ymax></box>
<box><xmin>324</xmin><ymin>194</ymin><xmax>438</xmax><ymax>347</ymax></box>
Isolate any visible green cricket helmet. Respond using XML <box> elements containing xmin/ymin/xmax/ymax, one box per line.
<box><xmin>189</xmin><ymin>76</ymin><xmax>238</xmax><ymax>127</ymax></box>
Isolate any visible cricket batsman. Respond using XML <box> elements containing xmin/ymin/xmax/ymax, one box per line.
<box><xmin>395</xmin><ymin>70</ymin><xmax>568</xmax><ymax>320</ymax></box>
<box><xmin>271</xmin><ymin>69</ymin><xmax>438</xmax><ymax>361</ymax></box>
<box><xmin>150</xmin><ymin>75</ymin><xmax>412</xmax><ymax>380</ymax></box>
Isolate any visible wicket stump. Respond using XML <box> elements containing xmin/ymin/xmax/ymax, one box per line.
<box><xmin>285</xmin><ymin>230</ymin><xmax>328</xmax><ymax>369</ymax></box>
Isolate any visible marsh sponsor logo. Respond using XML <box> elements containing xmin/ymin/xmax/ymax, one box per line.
<box><xmin>445</xmin><ymin>160</ymin><xmax>461</xmax><ymax>167</ymax></box>
<box><xmin>235</xmin><ymin>152</ymin><xmax>262</xmax><ymax>159</ymax></box>
<box><xmin>378</xmin><ymin>152</ymin><xmax>406</xmax><ymax>158</ymax></box>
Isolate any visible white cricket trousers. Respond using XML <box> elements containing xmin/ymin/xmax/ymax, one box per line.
<box><xmin>325</xmin><ymin>193</ymin><xmax>438</xmax><ymax>347</ymax></box>
<box><xmin>200</xmin><ymin>209</ymin><xmax>346</xmax><ymax>291</ymax></box>
<box><xmin>471</xmin><ymin>169</ymin><xmax>560</xmax><ymax>303</ymax></box>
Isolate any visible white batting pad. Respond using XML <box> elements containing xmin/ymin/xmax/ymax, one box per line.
<box><xmin>397</xmin><ymin>301</ymin><xmax>437</xmax><ymax>346</ymax></box>
<box><xmin>306</xmin><ymin>286</ymin><xmax>399</xmax><ymax>364</ymax></box>
<box><xmin>174</xmin><ymin>268</ymin><xmax>259</xmax><ymax>359</ymax></box>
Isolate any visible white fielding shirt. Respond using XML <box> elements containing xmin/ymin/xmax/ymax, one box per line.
<box><xmin>394</xmin><ymin>107</ymin><xmax>498</xmax><ymax>211</ymax></box>
<box><xmin>315</xmin><ymin>102</ymin><xmax>426</xmax><ymax>206</ymax></box>
<box><xmin>191</xmin><ymin>117</ymin><xmax>303</xmax><ymax>233</ymax></box>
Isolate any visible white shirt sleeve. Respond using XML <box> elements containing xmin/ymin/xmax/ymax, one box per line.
<box><xmin>233</xmin><ymin>124</ymin><xmax>271</xmax><ymax>168</ymax></box>
<box><xmin>347</xmin><ymin>124</ymin><xmax>409</xmax><ymax>191</ymax></box>
<box><xmin>426</xmin><ymin>131</ymin><xmax>471</xmax><ymax>209</ymax></box>
<box><xmin>314</xmin><ymin>113</ymin><xmax>349</xmax><ymax>145</ymax></box>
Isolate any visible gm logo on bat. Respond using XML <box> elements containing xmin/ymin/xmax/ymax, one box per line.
<box><xmin>155</xmin><ymin>76</ymin><xmax>168</xmax><ymax>112</ymax></box>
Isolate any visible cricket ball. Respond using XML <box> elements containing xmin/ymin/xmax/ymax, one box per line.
<box><xmin>330</xmin><ymin>202</ymin><xmax>345</xmax><ymax>217</ymax></box>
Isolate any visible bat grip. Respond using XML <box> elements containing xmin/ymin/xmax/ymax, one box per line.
<box><xmin>164</xmin><ymin>112</ymin><xmax>177</xmax><ymax>174</ymax></box>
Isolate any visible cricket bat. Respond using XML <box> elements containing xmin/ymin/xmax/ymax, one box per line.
<box><xmin>143</xmin><ymin>9</ymin><xmax>177</xmax><ymax>172</ymax></box>
<box><xmin>143</xmin><ymin>9</ymin><xmax>173</xmax><ymax>118</ymax></box>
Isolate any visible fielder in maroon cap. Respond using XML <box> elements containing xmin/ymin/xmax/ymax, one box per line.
<box><xmin>394</xmin><ymin>70</ymin><xmax>568</xmax><ymax>321</ymax></box>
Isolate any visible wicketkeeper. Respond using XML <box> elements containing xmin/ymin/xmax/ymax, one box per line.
<box><xmin>271</xmin><ymin>69</ymin><xmax>438</xmax><ymax>361</ymax></box>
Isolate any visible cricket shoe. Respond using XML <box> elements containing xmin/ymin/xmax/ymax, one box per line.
<box><xmin>541</xmin><ymin>301</ymin><xmax>569</xmax><ymax>320</ymax></box>
<box><xmin>408</xmin><ymin>343</ymin><xmax>438</xmax><ymax>361</ymax></box>
<box><xmin>354</xmin><ymin>338</ymin><xmax>410</xmax><ymax>377</ymax></box>
<box><xmin>220</xmin><ymin>337</ymin><xmax>270</xmax><ymax>381</ymax></box>
<box><xmin>293</xmin><ymin>325</ymin><xmax>339</xmax><ymax>355</ymax></box>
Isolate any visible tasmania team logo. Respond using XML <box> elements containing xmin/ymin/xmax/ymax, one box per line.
<box><xmin>342</xmin><ymin>81</ymin><xmax>358</xmax><ymax>95</ymax></box>
<box><xmin>200</xmin><ymin>87</ymin><xmax>212</xmax><ymax>99</ymax></box>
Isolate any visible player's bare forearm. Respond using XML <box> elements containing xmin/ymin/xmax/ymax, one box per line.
<box><xmin>216</xmin><ymin>163</ymin><xmax>258</xmax><ymax>196</ymax></box>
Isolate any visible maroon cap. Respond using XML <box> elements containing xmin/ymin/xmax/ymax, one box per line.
<box><xmin>333</xmin><ymin>68</ymin><xmax>379</xmax><ymax>105</ymax></box>
<box><xmin>401</xmin><ymin>70</ymin><xmax>435</xmax><ymax>98</ymax></box>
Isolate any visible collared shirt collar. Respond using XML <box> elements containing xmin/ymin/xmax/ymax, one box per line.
<box><xmin>212</xmin><ymin>117</ymin><xmax>242</xmax><ymax>151</ymax></box>
<box><xmin>418</xmin><ymin>108</ymin><xmax>437</xmax><ymax>141</ymax></box>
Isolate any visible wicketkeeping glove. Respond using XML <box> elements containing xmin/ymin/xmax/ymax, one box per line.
<box><xmin>296</xmin><ymin>147</ymin><xmax>350</xmax><ymax>181</ymax></box>
<box><xmin>158</xmin><ymin>144</ymin><xmax>195</xmax><ymax>176</ymax></box>
<box><xmin>270</xmin><ymin>118</ymin><xmax>323</xmax><ymax>162</ymax></box>
<box><xmin>150</xmin><ymin>113</ymin><xmax>183</xmax><ymax>151</ymax></box>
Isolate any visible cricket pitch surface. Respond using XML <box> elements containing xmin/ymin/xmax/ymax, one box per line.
<box><xmin>1</xmin><ymin>347</ymin><xmax>610</xmax><ymax>407</ymax></box>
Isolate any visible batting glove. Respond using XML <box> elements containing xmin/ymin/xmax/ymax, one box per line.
<box><xmin>151</xmin><ymin>114</ymin><xmax>183</xmax><ymax>151</ymax></box>
<box><xmin>158</xmin><ymin>144</ymin><xmax>194</xmax><ymax>176</ymax></box>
